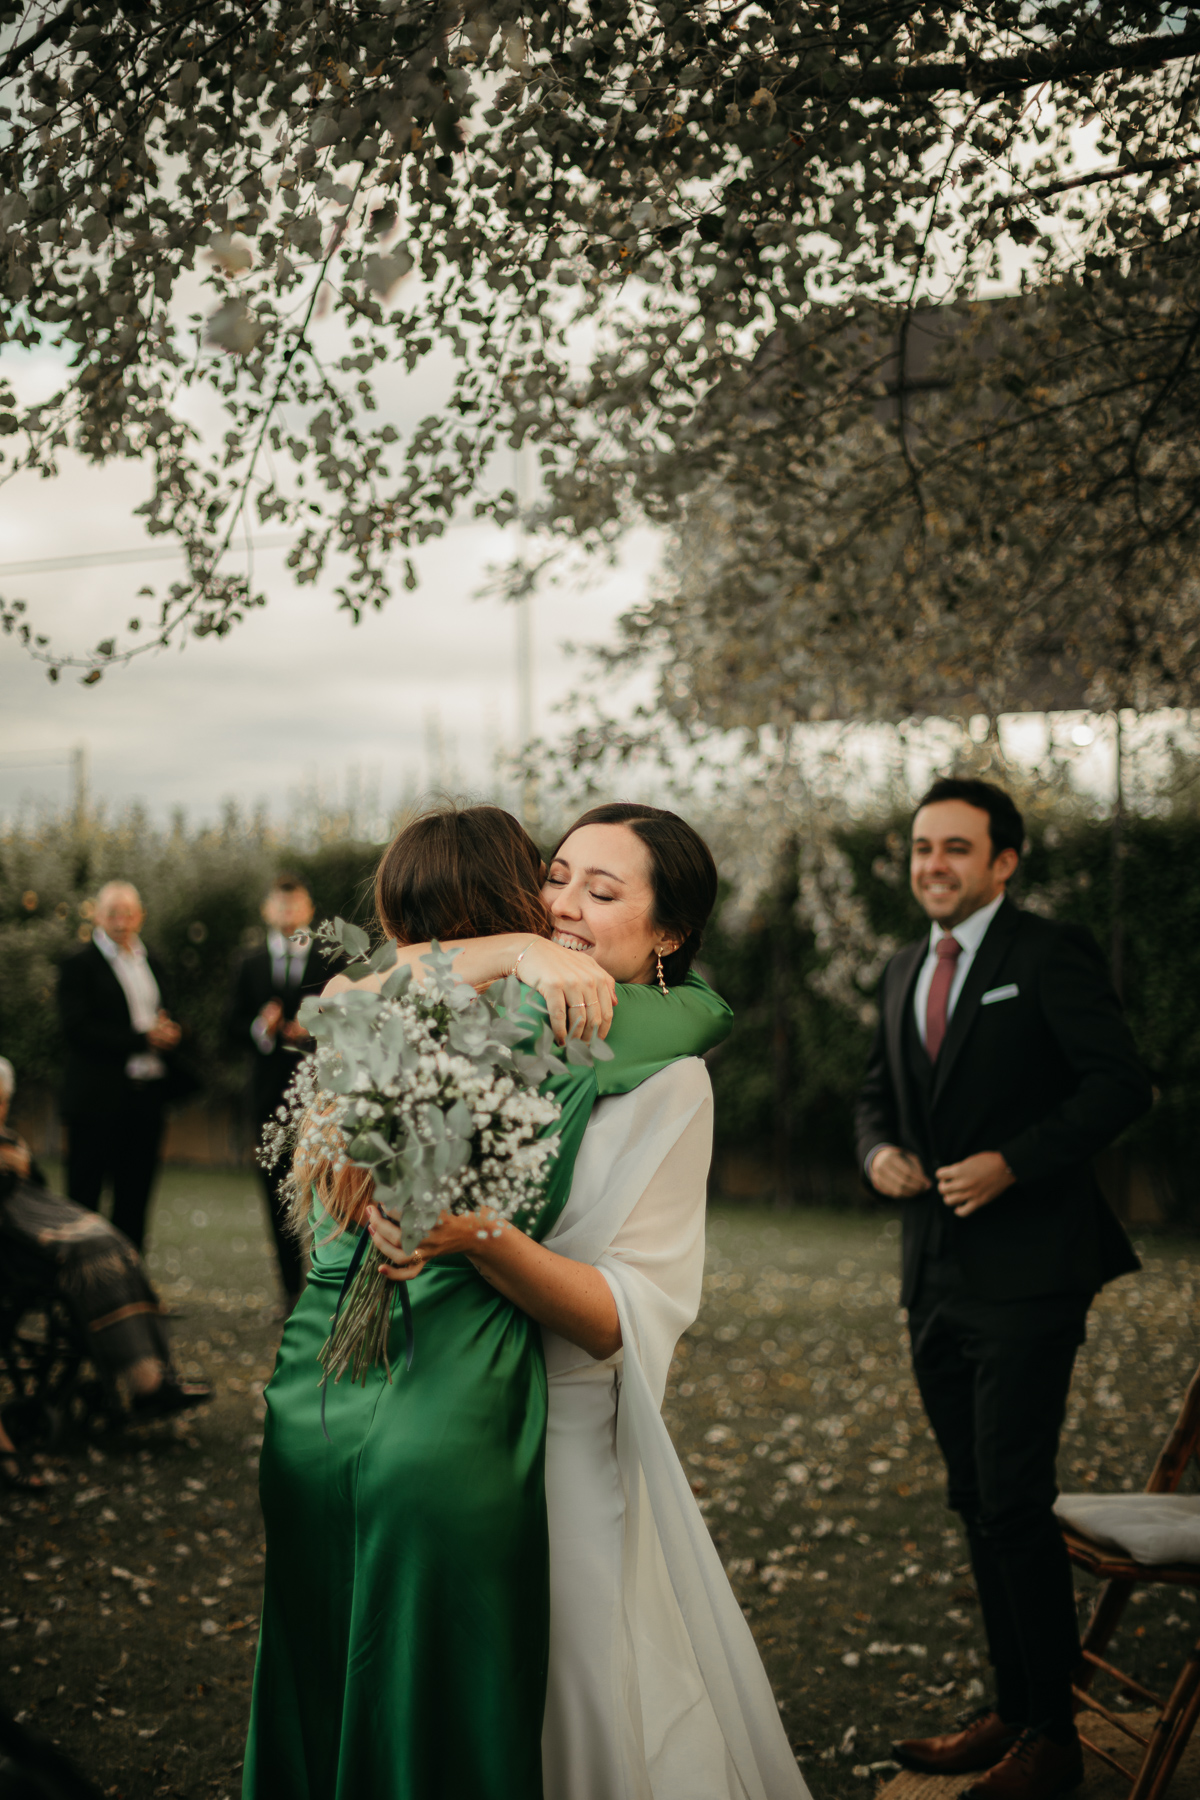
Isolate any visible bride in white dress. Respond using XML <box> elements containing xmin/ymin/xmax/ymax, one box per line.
<box><xmin>372</xmin><ymin>804</ymin><xmax>811</xmax><ymax>1800</ymax></box>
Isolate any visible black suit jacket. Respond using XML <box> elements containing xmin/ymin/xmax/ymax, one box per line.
<box><xmin>854</xmin><ymin>899</ymin><xmax>1152</xmax><ymax>1305</ymax></box>
<box><xmin>226</xmin><ymin>942</ymin><xmax>334</xmax><ymax>1121</ymax></box>
<box><xmin>58</xmin><ymin>941</ymin><xmax>190</xmax><ymax>1120</ymax></box>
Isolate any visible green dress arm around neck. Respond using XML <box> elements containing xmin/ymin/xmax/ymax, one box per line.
<box><xmin>595</xmin><ymin>970</ymin><xmax>733</xmax><ymax>1097</ymax></box>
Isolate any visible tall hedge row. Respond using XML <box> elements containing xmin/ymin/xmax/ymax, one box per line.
<box><xmin>0</xmin><ymin>810</ymin><xmax>379</xmax><ymax>1102</ymax></box>
<box><xmin>702</xmin><ymin>813</ymin><xmax>1200</xmax><ymax>1225</ymax></box>
<box><xmin>2</xmin><ymin>807</ymin><xmax>1194</xmax><ymax>1222</ymax></box>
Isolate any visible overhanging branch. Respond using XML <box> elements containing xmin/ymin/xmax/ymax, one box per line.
<box><xmin>777</xmin><ymin>24</ymin><xmax>1200</xmax><ymax>105</ymax></box>
<box><xmin>0</xmin><ymin>1</ymin><xmax>75</xmax><ymax>85</ymax></box>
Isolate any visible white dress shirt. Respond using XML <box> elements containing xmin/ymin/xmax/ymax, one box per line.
<box><xmin>865</xmin><ymin>892</ymin><xmax>1006</xmax><ymax>1176</ymax></box>
<box><xmin>93</xmin><ymin>926</ymin><xmax>166</xmax><ymax>1081</ymax></box>
<box><xmin>251</xmin><ymin>931</ymin><xmax>313</xmax><ymax>1055</ymax></box>
<box><xmin>911</xmin><ymin>892</ymin><xmax>1006</xmax><ymax>1049</ymax></box>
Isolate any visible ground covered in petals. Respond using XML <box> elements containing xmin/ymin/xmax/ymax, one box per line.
<box><xmin>0</xmin><ymin>1175</ymin><xmax>1195</xmax><ymax>1799</ymax></box>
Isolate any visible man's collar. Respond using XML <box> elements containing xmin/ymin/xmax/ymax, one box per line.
<box><xmin>93</xmin><ymin>926</ymin><xmax>145</xmax><ymax>961</ymax></box>
<box><xmin>267</xmin><ymin>929</ymin><xmax>310</xmax><ymax>959</ymax></box>
<box><xmin>928</xmin><ymin>890</ymin><xmax>1007</xmax><ymax>953</ymax></box>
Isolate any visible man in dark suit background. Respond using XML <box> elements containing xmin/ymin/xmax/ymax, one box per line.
<box><xmin>227</xmin><ymin>876</ymin><xmax>330</xmax><ymax>1307</ymax></box>
<box><xmin>58</xmin><ymin>880</ymin><xmax>187</xmax><ymax>1253</ymax></box>
<box><xmin>855</xmin><ymin>778</ymin><xmax>1152</xmax><ymax>1800</ymax></box>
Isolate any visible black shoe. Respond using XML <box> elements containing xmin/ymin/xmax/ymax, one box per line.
<box><xmin>130</xmin><ymin>1375</ymin><xmax>213</xmax><ymax>1421</ymax></box>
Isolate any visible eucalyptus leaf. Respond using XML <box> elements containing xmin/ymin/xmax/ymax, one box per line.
<box><xmin>380</xmin><ymin>963</ymin><xmax>414</xmax><ymax>1000</ymax></box>
<box><xmin>445</xmin><ymin>1098</ymin><xmax>474</xmax><ymax>1139</ymax></box>
<box><xmin>334</xmin><ymin>918</ymin><xmax>371</xmax><ymax>961</ymax></box>
<box><xmin>363</xmin><ymin>938</ymin><xmax>399</xmax><ymax>977</ymax></box>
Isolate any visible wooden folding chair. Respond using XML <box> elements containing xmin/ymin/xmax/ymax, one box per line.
<box><xmin>1057</xmin><ymin>1362</ymin><xmax>1200</xmax><ymax>1800</ymax></box>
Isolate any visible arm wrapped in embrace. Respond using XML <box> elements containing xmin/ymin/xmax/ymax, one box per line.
<box><xmin>262</xmin><ymin>918</ymin><xmax>610</xmax><ymax>1385</ymax></box>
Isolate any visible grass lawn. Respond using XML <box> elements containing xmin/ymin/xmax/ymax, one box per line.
<box><xmin>0</xmin><ymin>1170</ymin><xmax>1196</xmax><ymax>1799</ymax></box>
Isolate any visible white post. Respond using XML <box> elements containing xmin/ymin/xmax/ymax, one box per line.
<box><xmin>69</xmin><ymin>742</ymin><xmax>88</xmax><ymax>829</ymax></box>
<box><xmin>513</xmin><ymin>445</ymin><xmax>538</xmax><ymax>832</ymax></box>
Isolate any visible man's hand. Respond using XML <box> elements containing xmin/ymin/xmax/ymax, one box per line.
<box><xmin>147</xmin><ymin>1010</ymin><xmax>181</xmax><ymax>1051</ymax></box>
<box><xmin>869</xmin><ymin>1146</ymin><xmax>932</xmax><ymax>1198</ymax></box>
<box><xmin>0</xmin><ymin>1141</ymin><xmax>31</xmax><ymax>1179</ymax></box>
<box><xmin>257</xmin><ymin>999</ymin><xmax>284</xmax><ymax>1038</ymax></box>
<box><xmin>280</xmin><ymin>1018</ymin><xmax>309</xmax><ymax>1046</ymax></box>
<box><xmin>936</xmin><ymin>1152</ymin><xmax>1016</xmax><ymax>1217</ymax></box>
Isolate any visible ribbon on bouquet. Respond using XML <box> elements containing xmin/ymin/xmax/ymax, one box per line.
<box><xmin>319</xmin><ymin>1230</ymin><xmax>415</xmax><ymax>1443</ymax></box>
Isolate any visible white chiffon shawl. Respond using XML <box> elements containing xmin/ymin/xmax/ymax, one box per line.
<box><xmin>543</xmin><ymin>1059</ymin><xmax>811</xmax><ymax>1800</ymax></box>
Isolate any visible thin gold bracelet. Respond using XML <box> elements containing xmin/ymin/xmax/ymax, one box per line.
<box><xmin>511</xmin><ymin>938</ymin><xmax>534</xmax><ymax>980</ymax></box>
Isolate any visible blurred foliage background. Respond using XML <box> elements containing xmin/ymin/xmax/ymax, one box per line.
<box><xmin>3</xmin><ymin>753</ymin><xmax>1200</xmax><ymax>1227</ymax></box>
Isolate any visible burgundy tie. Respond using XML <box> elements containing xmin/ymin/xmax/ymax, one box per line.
<box><xmin>925</xmin><ymin>934</ymin><xmax>962</xmax><ymax>1062</ymax></box>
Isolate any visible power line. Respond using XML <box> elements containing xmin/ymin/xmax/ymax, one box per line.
<box><xmin>0</xmin><ymin>510</ymin><xmax>491</xmax><ymax>581</ymax></box>
<box><xmin>0</xmin><ymin>533</ymin><xmax>296</xmax><ymax>578</ymax></box>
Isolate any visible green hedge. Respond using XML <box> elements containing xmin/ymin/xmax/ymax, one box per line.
<box><xmin>699</xmin><ymin>813</ymin><xmax>1200</xmax><ymax>1225</ymax></box>
<box><xmin>0</xmin><ymin>812</ymin><xmax>379</xmax><ymax>1103</ymax></box>
<box><xmin>3</xmin><ymin>808</ymin><xmax>1195</xmax><ymax>1223</ymax></box>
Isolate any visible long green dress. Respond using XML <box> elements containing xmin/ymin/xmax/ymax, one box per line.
<box><xmin>242</xmin><ymin>973</ymin><xmax>731</xmax><ymax>1800</ymax></box>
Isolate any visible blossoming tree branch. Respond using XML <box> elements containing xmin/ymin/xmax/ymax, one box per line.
<box><xmin>1</xmin><ymin>0</ymin><xmax>1199</xmax><ymax>714</ymax></box>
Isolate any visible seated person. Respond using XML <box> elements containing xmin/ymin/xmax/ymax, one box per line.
<box><xmin>0</xmin><ymin>1057</ymin><xmax>211</xmax><ymax>1485</ymax></box>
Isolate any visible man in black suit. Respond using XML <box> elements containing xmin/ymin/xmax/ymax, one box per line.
<box><xmin>58</xmin><ymin>880</ymin><xmax>187</xmax><ymax>1253</ymax></box>
<box><xmin>227</xmin><ymin>877</ymin><xmax>330</xmax><ymax>1306</ymax></box>
<box><xmin>855</xmin><ymin>778</ymin><xmax>1152</xmax><ymax>1800</ymax></box>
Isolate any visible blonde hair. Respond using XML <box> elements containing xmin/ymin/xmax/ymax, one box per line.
<box><xmin>285</xmin><ymin>1104</ymin><xmax>375</xmax><ymax>1243</ymax></box>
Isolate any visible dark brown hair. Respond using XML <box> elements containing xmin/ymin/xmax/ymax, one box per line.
<box><xmin>375</xmin><ymin>804</ymin><xmax>552</xmax><ymax>946</ymax></box>
<box><xmin>293</xmin><ymin>803</ymin><xmax>551</xmax><ymax>1236</ymax></box>
<box><xmin>551</xmin><ymin>802</ymin><xmax>718</xmax><ymax>985</ymax></box>
<box><xmin>914</xmin><ymin>778</ymin><xmax>1025</xmax><ymax>861</ymax></box>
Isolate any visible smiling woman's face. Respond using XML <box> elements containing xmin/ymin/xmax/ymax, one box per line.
<box><xmin>542</xmin><ymin>823</ymin><xmax>680</xmax><ymax>985</ymax></box>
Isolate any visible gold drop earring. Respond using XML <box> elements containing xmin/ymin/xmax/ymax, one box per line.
<box><xmin>656</xmin><ymin>949</ymin><xmax>669</xmax><ymax>997</ymax></box>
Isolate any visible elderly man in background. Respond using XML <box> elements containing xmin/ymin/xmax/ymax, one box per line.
<box><xmin>227</xmin><ymin>875</ymin><xmax>330</xmax><ymax>1308</ymax></box>
<box><xmin>58</xmin><ymin>881</ymin><xmax>185</xmax><ymax>1253</ymax></box>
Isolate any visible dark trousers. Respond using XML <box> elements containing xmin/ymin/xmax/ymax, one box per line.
<box><xmin>908</xmin><ymin>1258</ymin><xmax>1091</xmax><ymax>1730</ymax></box>
<box><xmin>65</xmin><ymin>1083</ymin><xmax>166</xmax><ymax>1254</ymax></box>
<box><xmin>256</xmin><ymin>1137</ymin><xmax>305</xmax><ymax>1300</ymax></box>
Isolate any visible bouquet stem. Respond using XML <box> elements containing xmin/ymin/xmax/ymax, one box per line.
<box><xmin>319</xmin><ymin>1241</ymin><xmax>400</xmax><ymax>1389</ymax></box>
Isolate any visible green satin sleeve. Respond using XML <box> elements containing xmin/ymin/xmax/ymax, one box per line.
<box><xmin>517</xmin><ymin>970</ymin><xmax>731</xmax><ymax>1240</ymax></box>
<box><xmin>596</xmin><ymin>970</ymin><xmax>733</xmax><ymax>1096</ymax></box>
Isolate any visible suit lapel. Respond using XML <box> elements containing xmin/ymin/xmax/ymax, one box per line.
<box><xmin>89</xmin><ymin>942</ymin><xmax>132</xmax><ymax>1024</ymax></box>
<box><xmin>932</xmin><ymin>899</ymin><xmax>1022</xmax><ymax>1102</ymax></box>
<box><xmin>886</xmin><ymin>937</ymin><xmax>927</xmax><ymax>1092</ymax></box>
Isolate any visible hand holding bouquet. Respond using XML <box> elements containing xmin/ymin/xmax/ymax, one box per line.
<box><xmin>262</xmin><ymin>919</ymin><xmax>610</xmax><ymax>1389</ymax></box>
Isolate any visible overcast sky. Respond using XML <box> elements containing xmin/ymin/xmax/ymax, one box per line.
<box><xmin>0</xmin><ymin>340</ymin><xmax>662</xmax><ymax>826</ymax></box>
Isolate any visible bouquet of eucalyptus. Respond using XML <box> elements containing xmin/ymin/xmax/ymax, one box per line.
<box><xmin>262</xmin><ymin>918</ymin><xmax>609</xmax><ymax>1390</ymax></box>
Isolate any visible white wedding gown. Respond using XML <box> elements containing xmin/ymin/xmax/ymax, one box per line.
<box><xmin>541</xmin><ymin>1058</ymin><xmax>811</xmax><ymax>1800</ymax></box>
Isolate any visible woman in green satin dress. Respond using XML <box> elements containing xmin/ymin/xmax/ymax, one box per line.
<box><xmin>242</xmin><ymin>806</ymin><xmax>730</xmax><ymax>1800</ymax></box>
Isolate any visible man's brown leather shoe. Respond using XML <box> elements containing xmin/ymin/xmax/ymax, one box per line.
<box><xmin>893</xmin><ymin>1708</ymin><xmax>1019</xmax><ymax>1775</ymax></box>
<box><xmin>959</xmin><ymin>1726</ymin><xmax>1084</xmax><ymax>1799</ymax></box>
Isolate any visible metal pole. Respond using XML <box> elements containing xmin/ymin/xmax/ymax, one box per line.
<box><xmin>69</xmin><ymin>742</ymin><xmax>87</xmax><ymax>830</ymax></box>
<box><xmin>513</xmin><ymin>446</ymin><xmax>539</xmax><ymax>834</ymax></box>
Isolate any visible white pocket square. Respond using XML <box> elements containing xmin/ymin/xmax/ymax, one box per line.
<box><xmin>981</xmin><ymin>983</ymin><xmax>1019</xmax><ymax>1005</ymax></box>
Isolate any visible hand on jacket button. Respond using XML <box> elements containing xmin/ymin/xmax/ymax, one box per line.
<box><xmin>936</xmin><ymin>1151</ymin><xmax>1015</xmax><ymax>1216</ymax></box>
<box><xmin>146</xmin><ymin>1010</ymin><xmax>181</xmax><ymax>1051</ymax></box>
<box><xmin>870</xmin><ymin>1146</ymin><xmax>932</xmax><ymax>1198</ymax></box>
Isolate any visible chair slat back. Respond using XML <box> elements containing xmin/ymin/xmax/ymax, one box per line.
<box><xmin>1145</xmin><ymin>1361</ymin><xmax>1200</xmax><ymax>1494</ymax></box>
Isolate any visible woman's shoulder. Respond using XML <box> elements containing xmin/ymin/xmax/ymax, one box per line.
<box><xmin>595</xmin><ymin>1055</ymin><xmax>712</xmax><ymax>1125</ymax></box>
